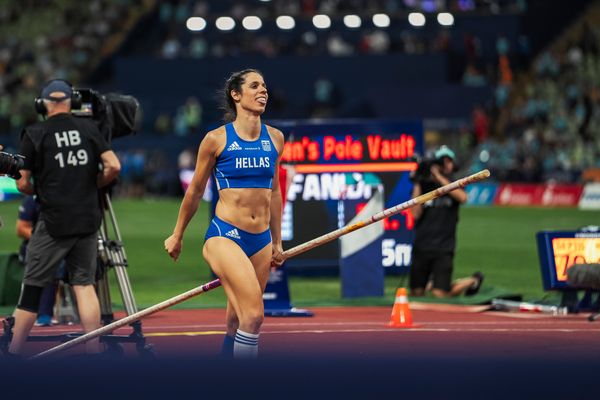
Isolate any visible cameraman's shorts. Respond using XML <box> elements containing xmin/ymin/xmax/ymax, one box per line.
<box><xmin>409</xmin><ymin>250</ymin><xmax>453</xmax><ymax>292</ymax></box>
<box><xmin>204</xmin><ymin>215</ymin><xmax>271</xmax><ymax>258</ymax></box>
<box><xmin>24</xmin><ymin>220</ymin><xmax>97</xmax><ymax>287</ymax></box>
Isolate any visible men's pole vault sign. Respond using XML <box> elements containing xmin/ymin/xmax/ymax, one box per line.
<box><xmin>276</xmin><ymin>119</ymin><xmax>423</xmax><ymax>296</ymax></box>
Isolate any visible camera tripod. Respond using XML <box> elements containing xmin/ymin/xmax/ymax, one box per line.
<box><xmin>1</xmin><ymin>191</ymin><xmax>154</xmax><ymax>358</ymax></box>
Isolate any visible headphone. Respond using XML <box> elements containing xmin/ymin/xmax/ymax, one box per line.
<box><xmin>34</xmin><ymin>79</ymin><xmax>82</xmax><ymax>115</ymax></box>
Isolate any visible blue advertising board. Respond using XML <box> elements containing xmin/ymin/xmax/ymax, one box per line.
<box><xmin>466</xmin><ymin>183</ymin><xmax>497</xmax><ymax>206</ymax></box>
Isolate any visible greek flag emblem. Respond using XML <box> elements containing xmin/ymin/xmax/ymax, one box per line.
<box><xmin>261</xmin><ymin>140</ymin><xmax>271</xmax><ymax>152</ymax></box>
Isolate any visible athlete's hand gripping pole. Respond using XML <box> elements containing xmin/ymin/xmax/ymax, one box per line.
<box><xmin>30</xmin><ymin>169</ymin><xmax>490</xmax><ymax>360</ymax></box>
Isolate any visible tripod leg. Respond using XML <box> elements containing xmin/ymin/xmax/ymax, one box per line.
<box><xmin>101</xmin><ymin>235</ymin><xmax>138</xmax><ymax>315</ymax></box>
<box><xmin>111</xmin><ymin>255</ymin><xmax>138</xmax><ymax>315</ymax></box>
<box><xmin>96</xmin><ymin>268</ymin><xmax>114</xmax><ymax>324</ymax></box>
<box><xmin>102</xmin><ymin>193</ymin><xmax>139</xmax><ymax>315</ymax></box>
<box><xmin>54</xmin><ymin>281</ymin><xmax>77</xmax><ymax>325</ymax></box>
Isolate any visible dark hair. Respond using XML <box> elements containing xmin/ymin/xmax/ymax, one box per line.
<box><xmin>219</xmin><ymin>68</ymin><xmax>263</xmax><ymax>122</ymax></box>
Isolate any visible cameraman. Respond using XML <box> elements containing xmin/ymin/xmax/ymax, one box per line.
<box><xmin>409</xmin><ymin>146</ymin><xmax>483</xmax><ymax>298</ymax></box>
<box><xmin>7</xmin><ymin>80</ymin><xmax>121</xmax><ymax>357</ymax></box>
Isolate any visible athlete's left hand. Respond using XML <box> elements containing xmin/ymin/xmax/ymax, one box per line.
<box><xmin>271</xmin><ymin>242</ymin><xmax>284</xmax><ymax>268</ymax></box>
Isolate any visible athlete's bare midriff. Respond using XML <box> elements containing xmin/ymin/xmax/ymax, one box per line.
<box><xmin>215</xmin><ymin>187</ymin><xmax>272</xmax><ymax>232</ymax></box>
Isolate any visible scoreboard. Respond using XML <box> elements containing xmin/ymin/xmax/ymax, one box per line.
<box><xmin>276</xmin><ymin>119</ymin><xmax>423</xmax><ymax>274</ymax></box>
<box><xmin>536</xmin><ymin>229</ymin><xmax>600</xmax><ymax>290</ymax></box>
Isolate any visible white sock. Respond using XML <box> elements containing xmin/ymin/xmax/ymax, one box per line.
<box><xmin>233</xmin><ymin>329</ymin><xmax>259</xmax><ymax>359</ymax></box>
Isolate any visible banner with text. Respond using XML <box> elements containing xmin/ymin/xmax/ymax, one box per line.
<box><xmin>495</xmin><ymin>183</ymin><xmax>583</xmax><ymax>207</ymax></box>
<box><xmin>277</xmin><ymin>119</ymin><xmax>423</xmax><ymax>274</ymax></box>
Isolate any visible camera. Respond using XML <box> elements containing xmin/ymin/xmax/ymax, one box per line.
<box><xmin>411</xmin><ymin>146</ymin><xmax>458</xmax><ymax>183</ymax></box>
<box><xmin>411</xmin><ymin>157</ymin><xmax>443</xmax><ymax>183</ymax></box>
<box><xmin>35</xmin><ymin>84</ymin><xmax>139</xmax><ymax>143</ymax></box>
<box><xmin>0</xmin><ymin>151</ymin><xmax>25</xmax><ymax>179</ymax></box>
<box><xmin>71</xmin><ymin>88</ymin><xmax>140</xmax><ymax>142</ymax></box>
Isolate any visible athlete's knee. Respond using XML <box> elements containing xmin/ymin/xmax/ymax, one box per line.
<box><xmin>242</xmin><ymin>310</ymin><xmax>264</xmax><ymax>332</ymax></box>
<box><xmin>248</xmin><ymin>310</ymin><xmax>264</xmax><ymax>327</ymax></box>
<box><xmin>17</xmin><ymin>284</ymin><xmax>44</xmax><ymax>313</ymax></box>
<box><xmin>226</xmin><ymin>310</ymin><xmax>239</xmax><ymax>323</ymax></box>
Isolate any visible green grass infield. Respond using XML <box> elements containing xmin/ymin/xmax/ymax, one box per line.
<box><xmin>0</xmin><ymin>198</ymin><xmax>597</xmax><ymax>313</ymax></box>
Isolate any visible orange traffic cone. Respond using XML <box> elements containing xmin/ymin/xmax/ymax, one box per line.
<box><xmin>388</xmin><ymin>287</ymin><xmax>415</xmax><ymax>328</ymax></box>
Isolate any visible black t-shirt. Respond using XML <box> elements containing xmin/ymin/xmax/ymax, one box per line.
<box><xmin>412</xmin><ymin>178</ymin><xmax>461</xmax><ymax>253</ymax></box>
<box><xmin>19</xmin><ymin>113</ymin><xmax>110</xmax><ymax>237</ymax></box>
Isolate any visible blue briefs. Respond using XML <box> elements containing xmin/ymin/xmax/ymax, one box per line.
<box><xmin>204</xmin><ymin>215</ymin><xmax>272</xmax><ymax>257</ymax></box>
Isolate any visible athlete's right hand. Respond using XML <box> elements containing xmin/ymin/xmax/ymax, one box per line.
<box><xmin>164</xmin><ymin>235</ymin><xmax>182</xmax><ymax>261</ymax></box>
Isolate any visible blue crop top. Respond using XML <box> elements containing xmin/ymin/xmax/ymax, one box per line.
<box><xmin>213</xmin><ymin>123</ymin><xmax>277</xmax><ymax>190</ymax></box>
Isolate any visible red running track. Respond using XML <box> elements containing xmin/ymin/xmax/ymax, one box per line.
<box><xmin>13</xmin><ymin>306</ymin><xmax>600</xmax><ymax>361</ymax></box>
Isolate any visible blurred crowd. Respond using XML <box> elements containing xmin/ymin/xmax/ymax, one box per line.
<box><xmin>0</xmin><ymin>0</ymin><xmax>149</xmax><ymax>136</ymax></box>
<box><xmin>2</xmin><ymin>0</ymin><xmax>600</xmax><ymax>200</ymax></box>
<box><xmin>154</xmin><ymin>0</ymin><xmax>528</xmax><ymax>60</ymax></box>
<box><xmin>466</xmin><ymin>22</ymin><xmax>600</xmax><ymax>183</ymax></box>
<box><xmin>153</xmin><ymin>96</ymin><xmax>203</xmax><ymax>136</ymax></box>
<box><xmin>147</xmin><ymin>0</ymin><xmax>531</xmax><ymax>138</ymax></box>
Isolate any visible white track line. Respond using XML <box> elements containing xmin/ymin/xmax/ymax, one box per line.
<box><xmin>140</xmin><ymin>327</ymin><xmax>600</xmax><ymax>337</ymax></box>
<box><xmin>28</xmin><ymin>319</ymin><xmax>596</xmax><ymax>335</ymax></box>
<box><xmin>260</xmin><ymin>328</ymin><xmax>600</xmax><ymax>334</ymax></box>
